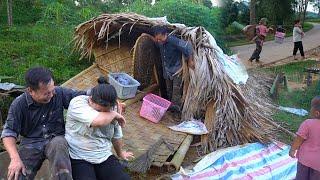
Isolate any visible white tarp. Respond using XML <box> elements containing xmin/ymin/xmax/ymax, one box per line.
<box><xmin>168</xmin><ymin>120</ymin><xmax>208</xmax><ymax>135</ymax></box>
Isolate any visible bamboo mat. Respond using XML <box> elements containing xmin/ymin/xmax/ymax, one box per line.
<box><xmin>62</xmin><ymin>65</ymin><xmax>188</xmax><ymax>169</ymax></box>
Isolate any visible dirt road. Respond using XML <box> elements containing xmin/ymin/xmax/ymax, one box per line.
<box><xmin>231</xmin><ymin>23</ymin><xmax>320</xmax><ymax>69</ymax></box>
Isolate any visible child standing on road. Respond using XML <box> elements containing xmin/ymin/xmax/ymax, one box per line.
<box><xmin>293</xmin><ymin>19</ymin><xmax>305</xmax><ymax>60</ymax></box>
<box><xmin>289</xmin><ymin>96</ymin><xmax>320</xmax><ymax>180</ymax></box>
<box><xmin>248</xmin><ymin>18</ymin><xmax>273</xmax><ymax>63</ymax></box>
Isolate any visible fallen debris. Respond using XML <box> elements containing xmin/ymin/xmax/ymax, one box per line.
<box><xmin>278</xmin><ymin>106</ymin><xmax>308</xmax><ymax>117</ymax></box>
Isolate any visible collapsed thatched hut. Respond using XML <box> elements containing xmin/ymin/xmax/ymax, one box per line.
<box><xmin>66</xmin><ymin>13</ymin><xmax>285</xmax><ymax>169</ymax></box>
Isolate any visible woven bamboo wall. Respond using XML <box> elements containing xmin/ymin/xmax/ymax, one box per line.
<box><xmin>94</xmin><ymin>41</ymin><xmax>134</xmax><ymax>75</ymax></box>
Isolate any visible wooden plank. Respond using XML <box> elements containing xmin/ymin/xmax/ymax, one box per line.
<box><xmin>201</xmin><ymin>100</ymin><xmax>216</xmax><ymax>153</ymax></box>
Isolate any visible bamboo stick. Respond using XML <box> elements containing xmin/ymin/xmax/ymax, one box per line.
<box><xmin>263</xmin><ymin>118</ymin><xmax>296</xmax><ymax>138</ymax></box>
<box><xmin>164</xmin><ymin>135</ymin><xmax>193</xmax><ymax>171</ymax></box>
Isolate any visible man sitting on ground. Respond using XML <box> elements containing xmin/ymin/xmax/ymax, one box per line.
<box><xmin>1</xmin><ymin>67</ymin><xmax>86</xmax><ymax>180</ymax></box>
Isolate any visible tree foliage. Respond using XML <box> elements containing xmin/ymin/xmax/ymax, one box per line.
<box><xmin>256</xmin><ymin>0</ymin><xmax>295</xmax><ymax>25</ymax></box>
<box><xmin>124</xmin><ymin>0</ymin><xmax>227</xmax><ymax>51</ymax></box>
<box><xmin>220</xmin><ymin>0</ymin><xmax>249</xmax><ymax>27</ymax></box>
<box><xmin>126</xmin><ymin>0</ymin><xmax>222</xmax><ymax>36</ymax></box>
<box><xmin>311</xmin><ymin>0</ymin><xmax>320</xmax><ymax>15</ymax></box>
<box><xmin>0</xmin><ymin>0</ymin><xmax>43</xmax><ymax>25</ymax></box>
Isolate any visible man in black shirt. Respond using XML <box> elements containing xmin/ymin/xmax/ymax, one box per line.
<box><xmin>1</xmin><ymin>67</ymin><xmax>85</xmax><ymax>180</ymax></box>
<box><xmin>143</xmin><ymin>26</ymin><xmax>194</xmax><ymax>113</ymax></box>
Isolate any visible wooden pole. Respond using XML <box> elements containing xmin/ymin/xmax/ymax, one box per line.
<box><xmin>270</xmin><ymin>74</ymin><xmax>280</xmax><ymax>99</ymax></box>
<box><xmin>165</xmin><ymin>135</ymin><xmax>193</xmax><ymax>171</ymax></box>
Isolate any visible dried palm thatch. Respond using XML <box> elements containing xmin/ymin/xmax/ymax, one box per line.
<box><xmin>73</xmin><ymin>13</ymin><xmax>285</xmax><ymax>153</ymax></box>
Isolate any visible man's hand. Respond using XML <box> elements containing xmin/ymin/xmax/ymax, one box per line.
<box><xmin>7</xmin><ymin>158</ymin><xmax>26</xmax><ymax>180</ymax></box>
<box><xmin>289</xmin><ymin>149</ymin><xmax>296</xmax><ymax>158</ymax></box>
<box><xmin>188</xmin><ymin>58</ymin><xmax>195</xmax><ymax>70</ymax></box>
<box><xmin>114</xmin><ymin>112</ymin><xmax>126</xmax><ymax>127</ymax></box>
<box><xmin>119</xmin><ymin>151</ymin><xmax>134</xmax><ymax>161</ymax></box>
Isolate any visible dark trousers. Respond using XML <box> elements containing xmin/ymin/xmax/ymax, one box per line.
<box><xmin>18</xmin><ymin>136</ymin><xmax>72</xmax><ymax>180</ymax></box>
<box><xmin>165</xmin><ymin>76</ymin><xmax>182</xmax><ymax>108</ymax></box>
<box><xmin>296</xmin><ymin>162</ymin><xmax>320</xmax><ymax>180</ymax></box>
<box><xmin>250</xmin><ymin>39</ymin><xmax>263</xmax><ymax>61</ymax></box>
<box><xmin>71</xmin><ymin>155</ymin><xmax>130</xmax><ymax>180</ymax></box>
<box><xmin>293</xmin><ymin>41</ymin><xmax>305</xmax><ymax>57</ymax></box>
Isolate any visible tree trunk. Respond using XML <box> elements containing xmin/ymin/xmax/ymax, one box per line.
<box><xmin>250</xmin><ymin>0</ymin><xmax>256</xmax><ymax>25</ymax></box>
<box><xmin>316</xmin><ymin>0</ymin><xmax>320</xmax><ymax>15</ymax></box>
<box><xmin>298</xmin><ymin>0</ymin><xmax>302</xmax><ymax>20</ymax></box>
<box><xmin>7</xmin><ymin>0</ymin><xmax>13</xmax><ymax>26</ymax></box>
<box><xmin>302</xmin><ymin>0</ymin><xmax>309</xmax><ymax>27</ymax></box>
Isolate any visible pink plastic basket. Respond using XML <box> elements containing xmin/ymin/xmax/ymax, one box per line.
<box><xmin>140</xmin><ymin>93</ymin><xmax>172</xmax><ymax>123</ymax></box>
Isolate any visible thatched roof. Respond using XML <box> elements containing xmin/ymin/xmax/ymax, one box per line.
<box><xmin>73</xmin><ymin>13</ymin><xmax>284</xmax><ymax>153</ymax></box>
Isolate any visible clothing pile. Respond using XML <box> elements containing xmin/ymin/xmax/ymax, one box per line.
<box><xmin>114</xmin><ymin>75</ymin><xmax>131</xmax><ymax>85</ymax></box>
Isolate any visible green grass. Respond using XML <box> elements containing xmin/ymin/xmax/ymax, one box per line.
<box><xmin>0</xmin><ymin>23</ymin><xmax>91</xmax><ymax>122</ymax></box>
<box><xmin>273</xmin><ymin>83</ymin><xmax>320</xmax><ymax>144</ymax></box>
<box><xmin>0</xmin><ymin>24</ymin><xmax>91</xmax><ymax>85</ymax></box>
<box><xmin>266</xmin><ymin>60</ymin><xmax>320</xmax><ymax>144</ymax></box>
<box><xmin>264</xmin><ymin>60</ymin><xmax>318</xmax><ymax>83</ymax></box>
<box><xmin>306</xmin><ymin>18</ymin><xmax>320</xmax><ymax>23</ymax></box>
<box><xmin>226</xmin><ymin>22</ymin><xmax>314</xmax><ymax>47</ymax></box>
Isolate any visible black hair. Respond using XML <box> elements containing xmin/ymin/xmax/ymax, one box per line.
<box><xmin>151</xmin><ymin>25</ymin><xmax>168</xmax><ymax>36</ymax></box>
<box><xmin>91</xmin><ymin>76</ymin><xmax>117</xmax><ymax>107</ymax></box>
<box><xmin>294</xmin><ymin>19</ymin><xmax>300</xmax><ymax>25</ymax></box>
<box><xmin>311</xmin><ymin>96</ymin><xmax>320</xmax><ymax>111</ymax></box>
<box><xmin>25</xmin><ymin>67</ymin><xmax>53</xmax><ymax>90</ymax></box>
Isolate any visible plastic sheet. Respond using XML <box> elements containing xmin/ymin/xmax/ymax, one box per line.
<box><xmin>278</xmin><ymin>106</ymin><xmax>308</xmax><ymax>116</ymax></box>
<box><xmin>217</xmin><ymin>54</ymin><xmax>249</xmax><ymax>85</ymax></box>
<box><xmin>168</xmin><ymin>120</ymin><xmax>208</xmax><ymax>135</ymax></box>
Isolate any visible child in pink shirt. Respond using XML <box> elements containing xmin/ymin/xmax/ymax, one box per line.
<box><xmin>289</xmin><ymin>96</ymin><xmax>320</xmax><ymax>180</ymax></box>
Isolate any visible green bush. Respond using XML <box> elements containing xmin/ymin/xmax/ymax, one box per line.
<box><xmin>0</xmin><ymin>24</ymin><xmax>91</xmax><ymax>85</ymax></box>
<box><xmin>126</xmin><ymin>0</ymin><xmax>223</xmax><ymax>36</ymax></box>
<box><xmin>225</xmin><ymin>24</ymin><xmax>243</xmax><ymax>35</ymax></box>
<box><xmin>124</xmin><ymin>0</ymin><xmax>228</xmax><ymax>51</ymax></box>
<box><xmin>41</xmin><ymin>2</ymin><xmax>73</xmax><ymax>25</ymax></box>
<box><xmin>0</xmin><ymin>0</ymin><xmax>43</xmax><ymax>25</ymax></box>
